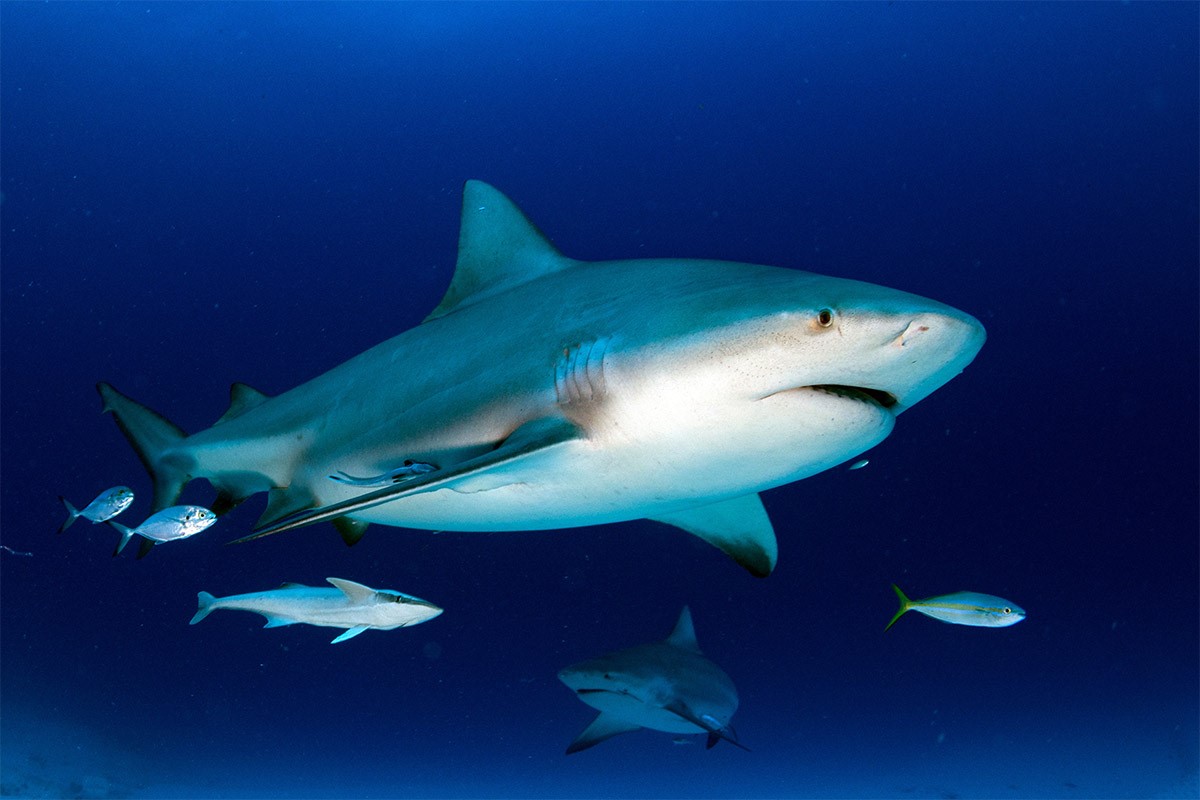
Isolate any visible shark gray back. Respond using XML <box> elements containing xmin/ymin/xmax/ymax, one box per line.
<box><xmin>97</xmin><ymin>180</ymin><xmax>985</xmax><ymax>575</ymax></box>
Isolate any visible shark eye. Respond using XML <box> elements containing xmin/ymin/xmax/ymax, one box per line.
<box><xmin>816</xmin><ymin>308</ymin><xmax>834</xmax><ymax>328</ymax></box>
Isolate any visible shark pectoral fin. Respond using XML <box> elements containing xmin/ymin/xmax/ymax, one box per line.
<box><xmin>326</xmin><ymin>578</ymin><xmax>376</xmax><ymax>604</ymax></box>
<box><xmin>650</xmin><ymin>493</ymin><xmax>778</xmax><ymax>578</ymax></box>
<box><xmin>663</xmin><ymin>703</ymin><xmax>750</xmax><ymax>753</ymax></box>
<box><xmin>565</xmin><ymin>712</ymin><xmax>641</xmax><ymax>755</ymax></box>
<box><xmin>331</xmin><ymin>625</ymin><xmax>369</xmax><ymax>644</ymax></box>
<box><xmin>332</xmin><ymin>517</ymin><xmax>369</xmax><ymax>547</ymax></box>
<box><xmin>233</xmin><ymin>416</ymin><xmax>584</xmax><ymax>543</ymax></box>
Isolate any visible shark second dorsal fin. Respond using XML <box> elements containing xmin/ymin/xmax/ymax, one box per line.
<box><xmin>216</xmin><ymin>382</ymin><xmax>271</xmax><ymax>425</ymax></box>
<box><xmin>667</xmin><ymin>606</ymin><xmax>701</xmax><ymax>653</ymax></box>
<box><xmin>424</xmin><ymin>181</ymin><xmax>576</xmax><ymax>322</ymax></box>
<box><xmin>327</xmin><ymin>577</ymin><xmax>376</xmax><ymax>604</ymax></box>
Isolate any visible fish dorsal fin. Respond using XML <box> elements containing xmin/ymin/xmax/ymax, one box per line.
<box><xmin>326</xmin><ymin>577</ymin><xmax>376</xmax><ymax>603</ymax></box>
<box><xmin>424</xmin><ymin>180</ymin><xmax>575</xmax><ymax>322</ymax></box>
<box><xmin>216</xmin><ymin>382</ymin><xmax>271</xmax><ymax>425</ymax></box>
<box><xmin>667</xmin><ymin>606</ymin><xmax>701</xmax><ymax>653</ymax></box>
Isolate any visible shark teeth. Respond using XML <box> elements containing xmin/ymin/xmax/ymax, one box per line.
<box><xmin>810</xmin><ymin>384</ymin><xmax>898</xmax><ymax>409</ymax></box>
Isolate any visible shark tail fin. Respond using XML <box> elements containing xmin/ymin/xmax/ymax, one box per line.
<box><xmin>57</xmin><ymin>497</ymin><xmax>80</xmax><ymax>534</ymax></box>
<box><xmin>885</xmin><ymin>583</ymin><xmax>912</xmax><ymax>632</ymax></box>
<box><xmin>108</xmin><ymin>521</ymin><xmax>136</xmax><ymax>557</ymax></box>
<box><xmin>190</xmin><ymin>592</ymin><xmax>217</xmax><ymax>625</ymax></box>
<box><xmin>97</xmin><ymin>383</ymin><xmax>189</xmax><ymax>512</ymax></box>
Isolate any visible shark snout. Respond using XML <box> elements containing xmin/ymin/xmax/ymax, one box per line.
<box><xmin>886</xmin><ymin>308</ymin><xmax>986</xmax><ymax>413</ymax></box>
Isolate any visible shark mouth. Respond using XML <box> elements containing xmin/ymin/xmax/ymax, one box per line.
<box><xmin>808</xmin><ymin>385</ymin><xmax>898</xmax><ymax>409</ymax></box>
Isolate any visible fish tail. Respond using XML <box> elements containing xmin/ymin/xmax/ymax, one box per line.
<box><xmin>190</xmin><ymin>592</ymin><xmax>217</xmax><ymax>625</ymax></box>
<box><xmin>97</xmin><ymin>383</ymin><xmax>189</xmax><ymax>512</ymax></box>
<box><xmin>57</xmin><ymin>497</ymin><xmax>80</xmax><ymax>534</ymax></box>
<box><xmin>108</xmin><ymin>521</ymin><xmax>136</xmax><ymax>557</ymax></box>
<box><xmin>885</xmin><ymin>583</ymin><xmax>912</xmax><ymax>632</ymax></box>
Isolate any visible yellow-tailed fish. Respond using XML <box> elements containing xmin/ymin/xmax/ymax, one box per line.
<box><xmin>885</xmin><ymin>584</ymin><xmax>1025</xmax><ymax>631</ymax></box>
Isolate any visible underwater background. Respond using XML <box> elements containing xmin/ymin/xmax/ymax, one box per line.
<box><xmin>1</xmin><ymin>3</ymin><xmax>1197</xmax><ymax>798</ymax></box>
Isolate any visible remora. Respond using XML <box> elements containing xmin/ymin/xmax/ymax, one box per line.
<box><xmin>97</xmin><ymin>180</ymin><xmax>985</xmax><ymax>576</ymax></box>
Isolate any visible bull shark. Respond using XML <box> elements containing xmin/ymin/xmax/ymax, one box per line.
<box><xmin>558</xmin><ymin>606</ymin><xmax>745</xmax><ymax>753</ymax></box>
<box><xmin>97</xmin><ymin>180</ymin><xmax>985</xmax><ymax>575</ymax></box>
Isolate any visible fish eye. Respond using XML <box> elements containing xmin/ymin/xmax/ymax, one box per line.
<box><xmin>816</xmin><ymin>308</ymin><xmax>834</xmax><ymax>328</ymax></box>
<box><xmin>1002</xmin><ymin>607</ymin><xmax>1012</xmax><ymax>614</ymax></box>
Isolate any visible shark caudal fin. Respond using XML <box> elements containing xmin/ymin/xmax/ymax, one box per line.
<box><xmin>885</xmin><ymin>583</ymin><xmax>913</xmax><ymax>632</ymax></box>
<box><xmin>57</xmin><ymin>497</ymin><xmax>81</xmax><ymax>534</ymax></box>
<box><xmin>97</xmin><ymin>383</ymin><xmax>189</xmax><ymax>512</ymax></box>
<box><xmin>190</xmin><ymin>592</ymin><xmax>217</xmax><ymax>625</ymax></box>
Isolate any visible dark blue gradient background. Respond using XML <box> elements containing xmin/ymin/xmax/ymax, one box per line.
<box><xmin>2</xmin><ymin>4</ymin><xmax>1196</xmax><ymax>798</ymax></box>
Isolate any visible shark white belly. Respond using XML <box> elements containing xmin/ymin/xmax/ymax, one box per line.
<box><xmin>98</xmin><ymin>180</ymin><xmax>985</xmax><ymax>576</ymax></box>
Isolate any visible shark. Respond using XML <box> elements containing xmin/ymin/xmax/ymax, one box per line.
<box><xmin>97</xmin><ymin>180</ymin><xmax>985</xmax><ymax>576</ymax></box>
<box><xmin>188</xmin><ymin>577</ymin><xmax>443</xmax><ymax>643</ymax></box>
<box><xmin>558</xmin><ymin>606</ymin><xmax>745</xmax><ymax>753</ymax></box>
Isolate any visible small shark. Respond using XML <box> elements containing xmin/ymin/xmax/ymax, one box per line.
<box><xmin>96</xmin><ymin>180</ymin><xmax>985</xmax><ymax>575</ymax></box>
<box><xmin>558</xmin><ymin>606</ymin><xmax>745</xmax><ymax>753</ymax></box>
<box><xmin>189</xmin><ymin>577</ymin><xmax>443</xmax><ymax>643</ymax></box>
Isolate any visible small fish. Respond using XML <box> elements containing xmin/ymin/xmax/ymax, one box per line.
<box><xmin>885</xmin><ymin>584</ymin><xmax>1025</xmax><ymax>631</ymax></box>
<box><xmin>108</xmin><ymin>505</ymin><xmax>216</xmax><ymax>557</ymax></box>
<box><xmin>328</xmin><ymin>460</ymin><xmax>438</xmax><ymax>487</ymax></box>
<box><xmin>189</xmin><ymin>577</ymin><xmax>443</xmax><ymax>643</ymax></box>
<box><xmin>58</xmin><ymin>486</ymin><xmax>134</xmax><ymax>533</ymax></box>
<box><xmin>848</xmin><ymin>459</ymin><xmax>869</xmax><ymax>470</ymax></box>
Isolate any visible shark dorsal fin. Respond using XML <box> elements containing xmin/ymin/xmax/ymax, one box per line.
<box><xmin>424</xmin><ymin>181</ymin><xmax>575</xmax><ymax>322</ymax></box>
<box><xmin>667</xmin><ymin>606</ymin><xmax>701</xmax><ymax>653</ymax></box>
<box><xmin>326</xmin><ymin>577</ymin><xmax>376</xmax><ymax>603</ymax></box>
<box><xmin>216</xmin><ymin>382</ymin><xmax>271</xmax><ymax>425</ymax></box>
<box><xmin>278</xmin><ymin>581</ymin><xmax>306</xmax><ymax>589</ymax></box>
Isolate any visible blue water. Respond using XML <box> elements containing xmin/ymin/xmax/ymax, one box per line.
<box><xmin>2</xmin><ymin>3</ymin><xmax>1196</xmax><ymax>798</ymax></box>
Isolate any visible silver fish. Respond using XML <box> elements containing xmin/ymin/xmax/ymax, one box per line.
<box><xmin>108</xmin><ymin>505</ymin><xmax>216</xmax><ymax>557</ymax></box>
<box><xmin>58</xmin><ymin>486</ymin><xmax>134</xmax><ymax>533</ymax></box>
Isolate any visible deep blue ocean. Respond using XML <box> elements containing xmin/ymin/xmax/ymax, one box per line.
<box><xmin>2</xmin><ymin>4</ymin><xmax>1197</xmax><ymax>799</ymax></box>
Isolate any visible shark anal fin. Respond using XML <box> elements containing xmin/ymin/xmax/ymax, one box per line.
<box><xmin>255</xmin><ymin>485</ymin><xmax>319</xmax><ymax>531</ymax></box>
<box><xmin>332</xmin><ymin>516</ymin><xmax>369</xmax><ymax>547</ymax></box>
<box><xmin>233</xmin><ymin>416</ymin><xmax>584</xmax><ymax>543</ymax></box>
<box><xmin>262</xmin><ymin>616</ymin><xmax>295</xmax><ymax>629</ymax></box>
<box><xmin>565</xmin><ymin>712</ymin><xmax>641</xmax><ymax>755</ymax></box>
<box><xmin>651</xmin><ymin>493</ymin><xmax>778</xmax><ymax>577</ymax></box>
<box><xmin>331</xmin><ymin>625</ymin><xmax>369</xmax><ymax>644</ymax></box>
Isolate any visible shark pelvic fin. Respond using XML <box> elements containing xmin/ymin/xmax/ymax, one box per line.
<box><xmin>650</xmin><ymin>493</ymin><xmax>778</xmax><ymax>577</ymax></box>
<box><xmin>332</xmin><ymin>516</ymin><xmax>370</xmax><ymax>547</ymax></box>
<box><xmin>255</xmin><ymin>485</ymin><xmax>318</xmax><ymax>531</ymax></box>
<box><xmin>215</xmin><ymin>382</ymin><xmax>271</xmax><ymax>425</ymax></box>
<box><xmin>666</xmin><ymin>606</ymin><xmax>701</xmax><ymax>654</ymax></box>
<box><xmin>565</xmin><ymin>712</ymin><xmax>641</xmax><ymax>755</ymax></box>
<box><xmin>425</xmin><ymin>180</ymin><xmax>576</xmax><ymax>322</ymax></box>
<box><xmin>97</xmin><ymin>383</ymin><xmax>189</xmax><ymax>512</ymax></box>
<box><xmin>234</xmin><ymin>416</ymin><xmax>584</xmax><ymax>543</ymax></box>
